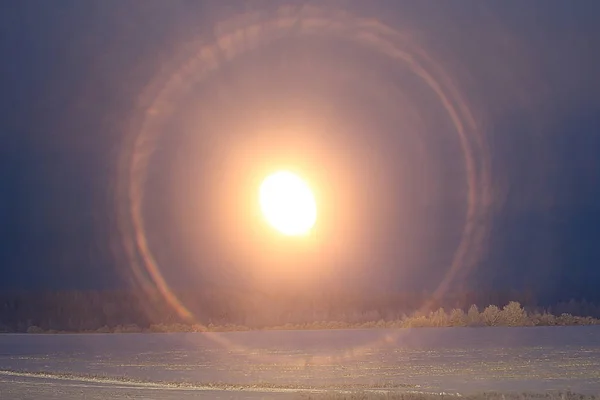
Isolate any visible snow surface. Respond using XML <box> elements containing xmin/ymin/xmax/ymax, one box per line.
<box><xmin>1</xmin><ymin>326</ymin><xmax>599</xmax><ymax>399</ymax></box>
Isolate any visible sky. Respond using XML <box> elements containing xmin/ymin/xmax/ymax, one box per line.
<box><xmin>1</xmin><ymin>1</ymin><xmax>599</xmax><ymax>304</ymax></box>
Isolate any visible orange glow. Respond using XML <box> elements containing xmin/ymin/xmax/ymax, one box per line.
<box><xmin>259</xmin><ymin>170</ymin><xmax>317</xmax><ymax>236</ymax></box>
<box><xmin>118</xmin><ymin>4</ymin><xmax>491</xmax><ymax>326</ymax></box>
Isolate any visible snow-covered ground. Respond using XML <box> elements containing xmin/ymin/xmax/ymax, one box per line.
<box><xmin>1</xmin><ymin>326</ymin><xmax>599</xmax><ymax>399</ymax></box>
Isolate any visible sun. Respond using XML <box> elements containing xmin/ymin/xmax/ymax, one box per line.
<box><xmin>259</xmin><ymin>170</ymin><xmax>317</xmax><ymax>236</ymax></box>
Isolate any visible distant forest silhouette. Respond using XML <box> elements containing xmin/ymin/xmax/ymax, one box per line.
<box><xmin>0</xmin><ymin>290</ymin><xmax>599</xmax><ymax>333</ymax></box>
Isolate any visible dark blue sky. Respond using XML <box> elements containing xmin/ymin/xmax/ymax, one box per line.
<box><xmin>1</xmin><ymin>1</ymin><xmax>599</xmax><ymax>303</ymax></box>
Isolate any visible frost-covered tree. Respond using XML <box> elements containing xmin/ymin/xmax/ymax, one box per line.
<box><xmin>429</xmin><ymin>308</ymin><xmax>449</xmax><ymax>327</ymax></box>
<box><xmin>467</xmin><ymin>304</ymin><xmax>482</xmax><ymax>326</ymax></box>
<box><xmin>449</xmin><ymin>308</ymin><xmax>467</xmax><ymax>326</ymax></box>
<box><xmin>501</xmin><ymin>301</ymin><xmax>529</xmax><ymax>326</ymax></box>
<box><xmin>481</xmin><ymin>305</ymin><xmax>502</xmax><ymax>326</ymax></box>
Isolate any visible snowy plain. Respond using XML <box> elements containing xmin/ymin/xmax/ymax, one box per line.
<box><xmin>1</xmin><ymin>326</ymin><xmax>599</xmax><ymax>399</ymax></box>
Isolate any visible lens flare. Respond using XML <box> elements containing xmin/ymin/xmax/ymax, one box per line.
<box><xmin>116</xmin><ymin>4</ymin><xmax>492</xmax><ymax>360</ymax></box>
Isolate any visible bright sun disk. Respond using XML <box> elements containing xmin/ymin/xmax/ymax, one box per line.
<box><xmin>259</xmin><ymin>170</ymin><xmax>317</xmax><ymax>236</ymax></box>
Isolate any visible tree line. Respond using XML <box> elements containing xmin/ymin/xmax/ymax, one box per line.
<box><xmin>0</xmin><ymin>289</ymin><xmax>599</xmax><ymax>333</ymax></box>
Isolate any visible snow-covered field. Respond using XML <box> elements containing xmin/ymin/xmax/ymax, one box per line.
<box><xmin>1</xmin><ymin>326</ymin><xmax>599</xmax><ymax>399</ymax></box>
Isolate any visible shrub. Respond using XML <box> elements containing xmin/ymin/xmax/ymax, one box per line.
<box><xmin>149</xmin><ymin>323</ymin><xmax>169</xmax><ymax>333</ymax></box>
<box><xmin>557</xmin><ymin>313</ymin><xmax>576</xmax><ymax>326</ymax></box>
<box><xmin>402</xmin><ymin>314</ymin><xmax>432</xmax><ymax>328</ymax></box>
<box><xmin>387</xmin><ymin>319</ymin><xmax>404</xmax><ymax>329</ymax></box>
<box><xmin>375</xmin><ymin>319</ymin><xmax>386</xmax><ymax>329</ymax></box>
<box><xmin>113</xmin><ymin>324</ymin><xmax>142</xmax><ymax>333</ymax></box>
<box><xmin>360</xmin><ymin>321</ymin><xmax>377</xmax><ymax>329</ymax></box>
<box><xmin>191</xmin><ymin>324</ymin><xmax>208</xmax><ymax>332</ymax></box>
<box><xmin>530</xmin><ymin>312</ymin><xmax>557</xmax><ymax>326</ymax></box>
<box><xmin>560</xmin><ymin>315</ymin><xmax>599</xmax><ymax>326</ymax></box>
<box><xmin>168</xmin><ymin>323</ymin><xmax>193</xmax><ymax>332</ymax></box>
<box><xmin>220</xmin><ymin>323</ymin><xmax>242</xmax><ymax>332</ymax></box>
<box><xmin>27</xmin><ymin>325</ymin><xmax>44</xmax><ymax>334</ymax></box>
<box><xmin>96</xmin><ymin>325</ymin><xmax>111</xmax><ymax>333</ymax></box>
